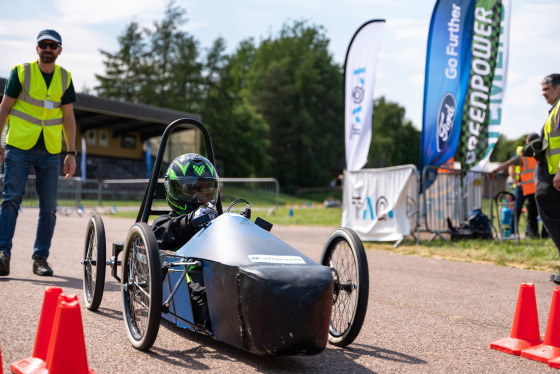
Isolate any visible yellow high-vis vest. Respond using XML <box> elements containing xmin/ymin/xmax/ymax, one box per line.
<box><xmin>544</xmin><ymin>99</ymin><xmax>560</xmax><ymax>175</ymax></box>
<box><xmin>6</xmin><ymin>60</ymin><xmax>70</xmax><ymax>154</ymax></box>
<box><xmin>513</xmin><ymin>146</ymin><xmax>522</xmax><ymax>188</ymax></box>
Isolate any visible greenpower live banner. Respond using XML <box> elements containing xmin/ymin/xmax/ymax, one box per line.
<box><xmin>420</xmin><ymin>0</ymin><xmax>511</xmax><ymax>172</ymax></box>
<box><xmin>456</xmin><ymin>0</ymin><xmax>510</xmax><ymax>170</ymax></box>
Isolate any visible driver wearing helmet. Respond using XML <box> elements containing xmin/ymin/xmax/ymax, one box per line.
<box><xmin>152</xmin><ymin>153</ymin><xmax>219</xmax><ymax>250</ymax></box>
<box><xmin>151</xmin><ymin>153</ymin><xmax>219</xmax><ymax>330</ymax></box>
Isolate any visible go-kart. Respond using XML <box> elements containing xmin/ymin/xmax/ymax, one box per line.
<box><xmin>81</xmin><ymin>118</ymin><xmax>369</xmax><ymax>355</ymax></box>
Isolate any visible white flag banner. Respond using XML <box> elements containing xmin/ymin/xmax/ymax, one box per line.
<box><xmin>345</xmin><ymin>20</ymin><xmax>385</xmax><ymax>171</ymax></box>
<box><xmin>81</xmin><ymin>137</ymin><xmax>86</xmax><ymax>181</ymax></box>
<box><xmin>342</xmin><ymin>165</ymin><xmax>418</xmax><ymax>241</ymax></box>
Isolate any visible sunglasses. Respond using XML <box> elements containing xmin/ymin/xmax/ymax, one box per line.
<box><xmin>38</xmin><ymin>42</ymin><xmax>60</xmax><ymax>50</ymax></box>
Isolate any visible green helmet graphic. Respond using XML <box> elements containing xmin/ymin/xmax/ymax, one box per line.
<box><xmin>164</xmin><ymin>153</ymin><xmax>219</xmax><ymax>214</ymax></box>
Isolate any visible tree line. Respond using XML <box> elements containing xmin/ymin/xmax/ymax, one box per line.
<box><xmin>93</xmin><ymin>1</ymin><xmax>521</xmax><ymax>190</ymax></box>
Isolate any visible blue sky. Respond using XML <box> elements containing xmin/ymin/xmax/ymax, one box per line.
<box><xmin>0</xmin><ymin>0</ymin><xmax>558</xmax><ymax>140</ymax></box>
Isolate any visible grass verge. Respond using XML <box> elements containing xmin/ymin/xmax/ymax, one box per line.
<box><xmin>365</xmin><ymin>237</ymin><xmax>559</xmax><ymax>273</ymax></box>
<box><xmin>104</xmin><ymin>205</ymin><xmax>559</xmax><ymax>273</ymax></box>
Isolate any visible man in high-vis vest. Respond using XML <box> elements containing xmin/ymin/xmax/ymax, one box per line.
<box><xmin>535</xmin><ymin>74</ymin><xmax>560</xmax><ymax>284</ymax></box>
<box><xmin>0</xmin><ymin>30</ymin><xmax>77</xmax><ymax>277</ymax></box>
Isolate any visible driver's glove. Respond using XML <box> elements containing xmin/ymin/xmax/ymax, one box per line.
<box><xmin>192</xmin><ymin>206</ymin><xmax>218</xmax><ymax>224</ymax></box>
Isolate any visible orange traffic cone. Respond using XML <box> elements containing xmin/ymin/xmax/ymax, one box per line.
<box><xmin>490</xmin><ymin>283</ymin><xmax>542</xmax><ymax>355</ymax></box>
<box><xmin>522</xmin><ymin>286</ymin><xmax>560</xmax><ymax>363</ymax></box>
<box><xmin>549</xmin><ymin>355</ymin><xmax>560</xmax><ymax>369</ymax></box>
<box><xmin>43</xmin><ymin>293</ymin><xmax>96</xmax><ymax>374</ymax></box>
<box><xmin>33</xmin><ymin>287</ymin><xmax>64</xmax><ymax>361</ymax></box>
<box><xmin>10</xmin><ymin>286</ymin><xmax>63</xmax><ymax>374</ymax></box>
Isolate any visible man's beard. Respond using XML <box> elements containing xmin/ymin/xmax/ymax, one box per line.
<box><xmin>39</xmin><ymin>53</ymin><xmax>56</xmax><ymax>64</ymax></box>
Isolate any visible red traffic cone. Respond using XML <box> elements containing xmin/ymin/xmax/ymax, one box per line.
<box><xmin>490</xmin><ymin>283</ymin><xmax>542</xmax><ymax>355</ymax></box>
<box><xmin>521</xmin><ymin>286</ymin><xmax>560</xmax><ymax>363</ymax></box>
<box><xmin>43</xmin><ymin>293</ymin><xmax>96</xmax><ymax>374</ymax></box>
<box><xmin>10</xmin><ymin>286</ymin><xmax>63</xmax><ymax>374</ymax></box>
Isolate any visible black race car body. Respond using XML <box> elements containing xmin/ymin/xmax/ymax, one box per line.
<box><xmin>162</xmin><ymin>213</ymin><xmax>333</xmax><ymax>355</ymax></box>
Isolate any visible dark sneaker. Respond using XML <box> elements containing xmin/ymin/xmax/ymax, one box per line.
<box><xmin>33</xmin><ymin>258</ymin><xmax>53</xmax><ymax>276</ymax></box>
<box><xmin>0</xmin><ymin>251</ymin><xmax>10</xmax><ymax>276</ymax></box>
<box><xmin>550</xmin><ymin>273</ymin><xmax>560</xmax><ymax>285</ymax></box>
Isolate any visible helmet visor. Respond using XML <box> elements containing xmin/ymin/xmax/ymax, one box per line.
<box><xmin>168</xmin><ymin>176</ymin><xmax>218</xmax><ymax>205</ymax></box>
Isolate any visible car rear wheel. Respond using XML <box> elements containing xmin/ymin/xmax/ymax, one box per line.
<box><xmin>83</xmin><ymin>215</ymin><xmax>106</xmax><ymax>311</ymax></box>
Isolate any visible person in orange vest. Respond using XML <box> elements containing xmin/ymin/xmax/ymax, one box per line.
<box><xmin>0</xmin><ymin>30</ymin><xmax>77</xmax><ymax>277</ymax></box>
<box><xmin>490</xmin><ymin>133</ymin><xmax>546</xmax><ymax>239</ymax></box>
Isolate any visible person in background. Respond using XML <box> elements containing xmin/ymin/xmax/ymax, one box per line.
<box><xmin>0</xmin><ymin>29</ymin><xmax>77</xmax><ymax>277</ymax></box>
<box><xmin>490</xmin><ymin>133</ymin><xmax>546</xmax><ymax>239</ymax></box>
<box><xmin>534</xmin><ymin>74</ymin><xmax>560</xmax><ymax>284</ymax></box>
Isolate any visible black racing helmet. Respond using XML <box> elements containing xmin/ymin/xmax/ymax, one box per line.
<box><xmin>164</xmin><ymin>153</ymin><xmax>219</xmax><ymax>214</ymax></box>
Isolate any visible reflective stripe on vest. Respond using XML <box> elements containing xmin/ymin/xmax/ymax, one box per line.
<box><xmin>545</xmin><ymin>99</ymin><xmax>560</xmax><ymax>174</ymax></box>
<box><xmin>6</xmin><ymin>61</ymin><xmax>70</xmax><ymax>153</ymax></box>
<box><xmin>513</xmin><ymin>146</ymin><xmax>522</xmax><ymax>188</ymax></box>
<box><xmin>519</xmin><ymin>156</ymin><xmax>536</xmax><ymax>195</ymax></box>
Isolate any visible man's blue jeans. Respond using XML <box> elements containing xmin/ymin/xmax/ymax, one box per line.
<box><xmin>0</xmin><ymin>145</ymin><xmax>60</xmax><ymax>259</ymax></box>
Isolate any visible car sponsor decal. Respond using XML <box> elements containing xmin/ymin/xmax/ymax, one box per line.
<box><xmin>248</xmin><ymin>255</ymin><xmax>306</xmax><ymax>264</ymax></box>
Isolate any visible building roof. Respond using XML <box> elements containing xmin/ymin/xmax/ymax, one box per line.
<box><xmin>0</xmin><ymin>77</ymin><xmax>201</xmax><ymax>142</ymax></box>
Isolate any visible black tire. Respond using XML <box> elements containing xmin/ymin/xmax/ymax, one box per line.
<box><xmin>83</xmin><ymin>215</ymin><xmax>106</xmax><ymax>311</ymax></box>
<box><xmin>121</xmin><ymin>222</ymin><xmax>162</xmax><ymax>351</ymax></box>
<box><xmin>320</xmin><ymin>227</ymin><xmax>369</xmax><ymax>347</ymax></box>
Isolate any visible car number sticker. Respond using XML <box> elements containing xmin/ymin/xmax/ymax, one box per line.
<box><xmin>248</xmin><ymin>255</ymin><xmax>306</xmax><ymax>264</ymax></box>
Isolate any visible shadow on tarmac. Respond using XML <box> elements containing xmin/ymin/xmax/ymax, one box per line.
<box><xmin>135</xmin><ymin>320</ymin><xmax>427</xmax><ymax>373</ymax></box>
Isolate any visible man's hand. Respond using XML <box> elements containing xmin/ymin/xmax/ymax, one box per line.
<box><xmin>554</xmin><ymin>169</ymin><xmax>560</xmax><ymax>191</ymax></box>
<box><xmin>63</xmin><ymin>154</ymin><xmax>76</xmax><ymax>178</ymax></box>
<box><xmin>0</xmin><ymin>144</ymin><xmax>4</xmax><ymax>164</ymax></box>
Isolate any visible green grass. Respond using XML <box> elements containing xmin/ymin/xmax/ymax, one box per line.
<box><xmin>84</xmin><ymin>189</ymin><xmax>559</xmax><ymax>273</ymax></box>
<box><xmin>264</xmin><ymin>206</ymin><xmax>342</xmax><ymax>226</ymax></box>
<box><xmin>364</xmin><ymin>237</ymin><xmax>559</xmax><ymax>273</ymax></box>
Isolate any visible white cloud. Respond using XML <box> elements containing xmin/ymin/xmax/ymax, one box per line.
<box><xmin>0</xmin><ymin>0</ymin><xmax>558</xmax><ymax>141</ymax></box>
<box><xmin>54</xmin><ymin>0</ymin><xmax>165</xmax><ymax>25</ymax></box>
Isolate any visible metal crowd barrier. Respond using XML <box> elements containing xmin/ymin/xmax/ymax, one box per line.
<box><xmin>420</xmin><ymin>166</ymin><xmax>509</xmax><ymax>243</ymax></box>
<box><xmin>0</xmin><ymin>176</ymin><xmax>281</xmax><ymax>215</ymax></box>
<box><xmin>0</xmin><ymin>170</ymin><xmax>511</xmax><ymax>244</ymax></box>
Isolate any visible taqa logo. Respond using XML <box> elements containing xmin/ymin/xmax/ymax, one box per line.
<box><xmin>436</xmin><ymin>93</ymin><xmax>456</xmax><ymax>152</ymax></box>
<box><xmin>353</xmin><ymin>195</ymin><xmax>394</xmax><ymax>221</ymax></box>
<box><xmin>349</xmin><ymin>67</ymin><xmax>366</xmax><ymax>139</ymax></box>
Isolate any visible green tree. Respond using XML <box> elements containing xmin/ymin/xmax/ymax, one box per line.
<box><xmin>247</xmin><ymin>20</ymin><xmax>344</xmax><ymax>190</ymax></box>
<box><xmin>95</xmin><ymin>21</ymin><xmax>147</xmax><ymax>102</ymax></box>
<box><xmin>201</xmin><ymin>38</ymin><xmax>272</xmax><ymax>177</ymax></box>
<box><xmin>145</xmin><ymin>1</ymin><xmax>203</xmax><ymax>112</ymax></box>
<box><xmin>490</xmin><ymin>134</ymin><xmax>525</xmax><ymax>162</ymax></box>
<box><xmin>367</xmin><ymin>97</ymin><xmax>420</xmax><ymax>168</ymax></box>
<box><xmin>95</xmin><ymin>1</ymin><xmax>203</xmax><ymax>112</ymax></box>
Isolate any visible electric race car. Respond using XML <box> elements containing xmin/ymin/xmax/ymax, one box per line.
<box><xmin>81</xmin><ymin>118</ymin><xmax>369</xmax><ymax>355</ymax></box>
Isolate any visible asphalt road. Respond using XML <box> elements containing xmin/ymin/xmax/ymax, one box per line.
<box><xmin>1</xmin><ymin>209</ymin><xmax>559</xmax><ymax>373</ymax></box>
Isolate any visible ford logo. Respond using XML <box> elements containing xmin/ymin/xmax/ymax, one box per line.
<box><xmin>436</xmin><ymin>93</ymin><xmax>457</xmax><ymax>152</ymax></box>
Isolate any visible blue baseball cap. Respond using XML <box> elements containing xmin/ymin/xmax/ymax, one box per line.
<box><xmin>37</xmin><ymin>29</ymin><xmax>62</xmax><ymax>45</ymax></box>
